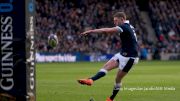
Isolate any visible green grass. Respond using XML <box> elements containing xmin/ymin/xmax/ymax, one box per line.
<box><xmin>36</xmin><ymin>61</ymin><xmax>180</xmax><ymax>101</ymax></box>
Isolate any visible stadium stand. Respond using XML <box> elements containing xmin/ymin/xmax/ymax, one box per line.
<box><xmin>35</xmin><ymin>0</ymin><xmax>180</xmax><ymax>60</ymax></box>
<box><xmin>149</xmin><ymin>0</ymin><xmax>180</xmax><ymax>54</ymax></box>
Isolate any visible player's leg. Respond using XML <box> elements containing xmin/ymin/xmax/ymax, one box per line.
<box><xmin>107</xmin><ymin>70</ymin><xmax>127</xmax><ymax>101</ymax></box>
<box><xmin>91</xmin><ymin>59</ymin><xmax>118</xmax><ymax>81</ymax></box>
<box><xmin>78</xmin><ymin>59</ymin><xmax>118</xmax><ymax>86</ymax></box>
<box><xmin>107</xmin><ymin>58</ymin><xmax>135</xmax><ymax>101</ymax></box>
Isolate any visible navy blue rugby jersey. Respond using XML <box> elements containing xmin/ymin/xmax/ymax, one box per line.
<box><xmin>116</xmin><ymin>22</ymin><xmax>139</xmax><ymax>57</ymax></box>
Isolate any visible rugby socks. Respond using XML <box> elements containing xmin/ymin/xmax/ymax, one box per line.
<box><xmin>91</xmin><ymin>69</ymin><xmax>107</xmax><ymax>81</ymax></box>
<box><xmin>110</xmin><ymin>83</ymin><xmax>121</xmax><ymax>100</ymax></box>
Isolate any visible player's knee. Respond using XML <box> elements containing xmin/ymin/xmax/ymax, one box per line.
<box><xmin>103</xmin><ymin>63</ymin><xmax>109</xmax><ymax>68</ymax></box>
<box><xmin>103</xmin><ymin>63</ymin><xmax>113</xmax><ymax>71</ymax></box>
<box><xmin>103</xmin><ymin>60</ymin><xmax>118</xmax><ymax>71</ymax></box>
<box><xmin>103</xmin><ymin>64</ymin><xmax>108</xmax><ymax>70</ymax></box>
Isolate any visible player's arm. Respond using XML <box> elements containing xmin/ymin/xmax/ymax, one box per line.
<box><xmin>81</xmin><ymin>26</ymin><xmax>123</xmax><ymax>35</ymax></box>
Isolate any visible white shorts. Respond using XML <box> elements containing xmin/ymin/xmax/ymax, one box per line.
<box><xmin>110</xmin><ymin>53</ymin><xmax>139</xmax><ymax>72</ymax></box>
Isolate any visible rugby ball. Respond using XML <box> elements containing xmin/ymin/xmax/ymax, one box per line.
<box><xmin>48</xmin><ymin>34</ymin><xmax>58</xmax><ymax>48</ymax></box>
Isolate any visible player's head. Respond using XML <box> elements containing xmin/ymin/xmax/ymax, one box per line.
<box><xmin>113</xmin><ymin>12</ymin><xmax>126</xmax><ymax>26</ymax></box>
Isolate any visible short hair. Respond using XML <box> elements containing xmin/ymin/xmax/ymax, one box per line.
<box><xmin>113</xmin><ymin>12</ymin><xmax>126</xmax><ymax>20</ymax></box>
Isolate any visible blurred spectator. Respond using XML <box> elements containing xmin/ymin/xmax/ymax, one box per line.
<box><xmin>140</xmin><ymin>44</ymin><xmax>148</xmax><ymax>60</ymax></box>
<box><xmin>149</xmin><ymin>0</ymin><xmax>180</xmax><ymax>55</ymax></box>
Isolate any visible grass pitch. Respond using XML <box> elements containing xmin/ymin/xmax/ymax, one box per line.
<box><xmin>36</xmin><ymin>61</ymin><xmax>180</xmax><ymax>101</ymax></box>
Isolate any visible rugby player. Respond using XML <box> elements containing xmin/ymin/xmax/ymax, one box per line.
<box><xmin>78</xmin><ymin>12</ymin><xmax>139</xmax><ymax>101</ymax></box>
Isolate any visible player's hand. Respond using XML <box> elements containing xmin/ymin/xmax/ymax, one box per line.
<box><xmin>80</xmin><ymin>30</ymin><xmax>93</xmax><ymax>35</ymax></box>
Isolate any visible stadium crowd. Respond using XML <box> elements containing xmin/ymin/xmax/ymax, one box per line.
<box><xmin>149</xmin><ymin>0</ymin><xmax>180</xmax><ymax>54</ymax></box>
<box><xmin>35</xmin><ymin>0</ymin><xmax>179</xmax><ymax>59</ymax></box>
